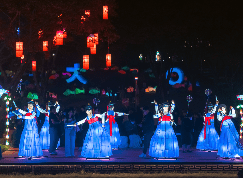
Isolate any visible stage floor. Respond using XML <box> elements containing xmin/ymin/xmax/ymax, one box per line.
<box><xmin>1</xmin><ymin>147</ymin><xmax>243</xmax><ymax>173</ymax></box>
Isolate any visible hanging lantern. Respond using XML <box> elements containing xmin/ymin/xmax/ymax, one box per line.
<box><xmin>63</xmin><ymin>31</ymin><xmax>67</xmax><ymax>38</ymax></box>
<box><xmin>87</xmin><ymin>37</ymin><xmax>94</xmax><ymax>48</ymax></box>
<box><xmin>16</xmin><ymin>42</ymin><xmax>23</xmax><ymax>57</ymax></box>
<box><xmin>85</xmin><ymin>10</ymin><xmax>90</xmax><ymax>17</ymax></box>
<box><xmin>106</xmin><ymin>54</ymin><xmax>111</xmax><ymax>67</ymax></box>
<box><xmin>56</xmin><ymin>31</ymin><xmax>63</xmax><ymax>45</ymax></box>
<box><xmin>83</xmin><ymin>55</ymin><xmax>89</xmax><ymax>70</ymax></box>
<box><xmin>103</xmin><ymin>6</ymin><xmax>108</xmax><ymax>19</ymax></box>
<box><xmin>81</xmin><ymin>16</ymin><xmax>86</xmax><ymax>23</ymax></box>
<box><xmin>32</xmin><ymin>61</ymin><xmax>36</xmax><ymax>72</ymax></box>
<box><xmin>43</xmin><ymin>41</ymin><xmax>48</xmax><ymax>51</ymax></box>
<box><xmin>94</xmin><ymin>33</ymin><xmax>98</xmax><ymax>45</ymax></box>
<box><xmin>90</xmin><ymin>44</ymin><xmax>96</xmax><ymax>54</ymax></box>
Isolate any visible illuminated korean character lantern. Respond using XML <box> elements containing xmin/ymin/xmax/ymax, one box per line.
<box><xmin>83</xmin><ymin>55</ymin><xmax>89</xmax><ymax>70</ymax></box>
<box><xmin>32</xmin><ymin>61</ymin><xmax>36</xmax><ymax>72</ymax></box>
<box><xmin>106</xmin><ymin>54</ymin><xmax>111</xmax><ymax>67</ymax></box>
<box><xmin>85</xmin><ymin>10</ymin><xmax>90</xmax><ymax>17</ymax></box>
<box><xmin>103</xmin><ymin>6</ymin><xmax>108</xmax><ymax>19</ymax></box>
<box><xmin>90</xmin><ymin>44</ymin><xmax>96</xmax><ymax>54</ymax></box>
<box><xmin>16</xmin><ymin>42</ymin><xmax>23</xmax><ymax>57</ymax></box>
<box><xmin>94</xmin><ymin>33</ymin><xmax>98</xmax><ymax>45</ymax></box>
<box><xmin>43</xmin><ymin>41</ymin><xmax>48</xmax><ymax>51</ymax></box>
<box><xmin>56</xmin><ymin>31</ymin><xmax>63</xmax><ymax>45</ymax></box>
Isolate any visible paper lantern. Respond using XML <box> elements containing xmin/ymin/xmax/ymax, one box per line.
<box><xmin>16</xmin><ymin>42</ymin><xmax>23</xmax><ymax>57</ymax></box>
<box><xmin>87</xmin><ymin>37</ymin><xmax>94</xmax><ymax>48</ymax></box>
<box><xmin>83</xmin><ymin>55</ymin><xmax>89</xmax><ymax>70</ymax></box>
<box><xmin>106</xmin><ymin>54</ymin><xmax>111</xmax><ymax>67</ymax></box>
<box><xmin>94</xmin><ymin>33</ymin><xmax>98</xmax><ymax>45</ymax></box>
<box><xmin>85</xmin><ymin>10</ymin><xmax>90</xmax><ymax>17</ymax></box>
<box><xmin>90</xmin><ymin>44</ymin><xmax>96</xmax><ymax>54</ymax></box>
<box><xmin>63</xmin><ymin>31</ymin><xmax>67</xmax><ymax>38</ymax></box>
<box><xmin>127</xmin><ymin>87</ymin><xmax>134</xmax><ymax>93</ymax></box>
<box><xmin>56</xmin><ymin>31</ymin><xmax>63</xmax><ymax>45</ymax></box>
<box><xmin>43</xmin><ymin>41</ymin><xmax>48</xmax><ymax>51</ymax></box>
<box><xmin>81</xmin><ymin>16</ymin><xmax>86</xmax><ymax>23</ymax></box>
<box><xmin>32</xmin><ymin>61</ymin><xmax>36</xmax><ymax>72</ymax></box>
<box><xmin>103</xmin><ymin>6</ymin><xmax>108</xmax><ymax>19</ymax></box>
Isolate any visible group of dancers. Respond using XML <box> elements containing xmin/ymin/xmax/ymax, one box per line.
<box><xmin>8</xmin><ymin>96</ymin><xmax>243</xmax><ymax>159</ymax></box>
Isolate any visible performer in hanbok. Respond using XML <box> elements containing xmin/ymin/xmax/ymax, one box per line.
<box><xmin>217</xmin><ymin>104</ymin><xmax>243</xmax><ymax>158</ymax></box>
<box><xmin>36</xmin><ymin>101</ymin><xmax>60</xmax><ymax>150</ymax></box>
<box><xmin>101</xmin><ymin>103</ymin><xmax>128</xmax><ymax>149</ymax></box>
<box><xmin>74</xmin><ymin>104</ymin><xmax>112</xmax><ymax>158</ymax></box>
<box><xmin>149</xmin><ymin>100</ymin><xmax>179</xmax><ymax>158</ymax></box>
<box><xmin>196</xmin><ymin>101</ymin><xmax>219</xmax><ymax>151</ymax></box>
<box><xmin>15</xmin><ymin>101</ymin><xmax>43</xmax><ymax>157</ymax></box>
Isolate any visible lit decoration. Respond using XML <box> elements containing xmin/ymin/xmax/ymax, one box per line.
<box><xmin>16</xmin><ymin>79</ymin><xmax>22</xmax><ymax>95</ymax></box>
<box><xmin>122</xmin><ymin>66</ymin><xmax>130</xmax><ymax>70</ymax></box>
<box><xmin>94</xmin><ymin>33</ymin><xmax>98</xmax><ymax>45</ymax></box>
<box><xmin>38</xmin><ymin>29</ymin><xmax>43</xmax><ymax>39</ymax></box>
<box><xmin>81</xmin><ymin>16</ymin><xmax>86</xmax><ymax>23</ymax></box>
<box><xmin>0</xmin><ymin>85</ymin><xmax>9</xmax><ymax>98</ymax></box>
<box><xmin>62</xmin><ymin>72</ymin><xmax>71</xmax><ymax>77</ymax></box>
<box><xmin>16</xmin><ymin>42</ymin><xmax>23</xmax><ymax>57</ymax></box>
<box><xmin>49</xmin><ymin>92</ymin><xmax>57</xmax><ymax>99</ymax></box>
<box><xmin>106</xmin><ymin>91</ymin><xmax>112</xmax><ymax>97</ymax></box>
<box><xmin>127</xmin><ymin>87</ymin><xmax>134</xmax><ymax>93</ymax></box>
<box><xmin>103</xmin><ymin>6</ymin><xmax>108</xmax><ymax>19</ymax></box>
<box><xmin>90</xmin><ymin>44</ymin><xmax>96</xmax><ymax>54</ymax></box>
<box><xmin>4</xmin><ymin>93</ymin><xmax>11</xmax><ymax>146</ymax></box>
<box><xmin>155</xmin><ymin>51</ymin><xmax>161</xmax><ymax>61</ymax></box>
<box><xmin>139</xmin><ymin>54</ymin><xmax>142</xmax><ymax>61</ymax></box>
<box><xmin>63</xmin><ymin>31</ymin><xmax>67</xmax><ymax>38</ymax></box>
<box><xmin>187</xmin><ymin>95</ymin><xmax>193</xmax><ymax>108</ymax></box>
<box><xmin>130</xmin><ymin>69</ymin><xmax>138</xmax><ymax>73</ymax></box>
<box><xmin>43</xmin><ymin>41</ymin><xmax>48</xmax><ymax>51</ymax></box>
<box><xmin>85</xmin><ymin>10</ymin><xmax>90</xmax><ymax>17</ymax></box>
<box><xmin>205</xmin><ymin>89</ymin><xmax>212</xmax><ymax>97</ymax></box>
<box><xmin>89</xmin><ymin>88</ymin><xmax>100</xmax><ymax>94</ymax></box>
<box><xmin>166</xmin><ymin>67</ymin><xmax>184</xmax><ymax>86</ymax></box>
<box><xmin>66</xmin><ymin>63</ymin><xmax>87</xmax><ymax>84</ymax></box>
<box><xmin>102</xmin><ymin>89</ymin><xmax>106</xmax><ymax>95</ymax></box>
<box><xmin>106</xmin><ymin>54</ymin><xmax>111</xmax><ymax>67</ymax></box>
<box><xmin>32</xmin><ymin>61</ymin><xmax>36</xmax><ymax>72</ymax></box>
<box><xmin>118</xmin><ymin>70</ymin><xmax>126</xmax><ymax>74</ymax></box>
<box><xmin>236</xmin><ymin>96</ymin><xmax>243</xmax><ymax>139</ymax></box>
<box><xmin>56</xmin><ymin>31</ymin><xmax>63</xmax><ymax>45</ymax></box>
<box><xmin>145</xmin><ymin>86</ymin><xmax>157</xmax><ymax>93</ymax></box>
<box><xmin>87</xmin><ymin>36</ymin><xmax>93</xmax><ymax>48</ymax></box>
<box><xmin>27</xmin><ymin>92</ymin><xmax>38</xmax><ymax>100</ymax></box>
<box><xmin>21</xmin><ymin>55</ymin><xmax>24</xmax><ymax>64</ymax></box>
<box><xmin>63</xmin><ymin>88</ymin><xmax>85</xmax><ymax>96</ymax></box>
<box><xmin>49</xmin><ymin>73</ymin><xmax>59</xmax><ymax>80</ymax></box>
<box><xmin>149</xmin><ymin>73</ymin><xmax>155</xmax><ymax>78</ymax></box>
<box><xmin>83</xmin><ymin>55</ymin><xmax>89</xmax><ymax>70</ymax></box>
<box><xmin>93</xmin><ymin>98</ymin><xmax>100</xmax><ymax>106</ymax></box>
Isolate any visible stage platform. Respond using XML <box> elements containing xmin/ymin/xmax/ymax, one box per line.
<box><xmin>1</xmin><ymin>147</ymin><xmax>243</xmax><ymax>173</ymax></box>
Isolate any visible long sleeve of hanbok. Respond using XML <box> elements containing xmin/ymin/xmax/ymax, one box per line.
<box><xmin>95</xmin><ymin>113</ymin><xmax>105</xmax><ymax>125</ymax></box>
<box><xmin>211</xmin><ymin>104</ymin><xmax>218</xmax><ymax>114</ymax></box>
<box><xmin>36</xmin><ymin>104</ymin><xmax>48</xmax><ymax>114</ymax></box>
<box><xmin>170</xmin><ymin>104</ymin><xmax>175</xmax><ymax>114</ymax></box>
<box><xmin>54</xmin><ymin>104</ymin><xmax>60</xmax><ymax>113</ymax></box>
<box><xmin>217</xmin><ymin>112</ymin><xmax>224</xmax><ymax>121</ymax></box>
<box><xmin>155</xmin><ymin>104</ymin><xmax>158</xmax><ymax>114</ymax></box>
<box><xmin>77</xmin><ymin>118</ymin><xmax>87</xmax><ymax>126</ymax></box>
<box><xmin>229</xmin><ymin>108</ymin><xmax>236</xmax><ymax>118</ymax></box>
<box><xmin>115</xmin><ymin>112</ymin><xmax>127</xmax><ymax>116</ymax></box>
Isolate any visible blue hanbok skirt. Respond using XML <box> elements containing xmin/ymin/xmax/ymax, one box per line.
<box><xmin>105</xmin><ymin>121</ymin><xmax>121</xmax><ymax>149</ymax></box>
<box><xmin>149</xmin><ymin>121</ymin><xmax>179</xmax><ymax>158</ymax></box>
<box><xmin>39</xmin><ymin>117</ymin><xmax>50</xmax><ymax>150</ymax></box>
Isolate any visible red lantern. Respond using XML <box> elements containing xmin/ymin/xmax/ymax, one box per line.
<box><xmin>106</xmin><ymin>54</ymin><xmax>111</xmax><ymax>67</ymax></box>
<box><xmin>90</xmin><ymin>44</ymin><xmax>96</xmax><ymax>54</ymax></box>
<box><xmin>43</xmin><ymin>41</ymin><xmax>48</xmax><ymax>51</ymax></box>
<box><xmin>85</xmin><ymin>10</ymin><xmax>90</xmax><ymax>17</ymax></box>
<box><xmin>87</xmin><ymin>37</ymin><xmax>94</xmax><ymax>48</ymax></box>
<box><xmin>63</xmin><ymin>31</ymin><xmax>67</xmax><ymax>38</ymax></box>
<box><xmin>56</xmin><ymin>31</ymin><xmax>63</xmax><ymax>45</ymax></box>
<box><xmin>83</xmin><ymin>55</ymin><xmax>89</xmax><ymax>70</ymax></box>
<box><xmin>94</xmin><ymin>33</ymin><xmax>98</xmax><ymax>45</ymax></box>
<box><xmin>103</xmin><ymin>6</ymin><xmax>108</xmax><ymax>19</ymax></box>
<box><xmin>32</xmin><ymin>61</ymin><xmax>36</xmax><ymax>72</ymax></box>
<box><xmin>16</xmin><ymin>42</ymin><xmax>23</xmax><ymax>57</ymax></box>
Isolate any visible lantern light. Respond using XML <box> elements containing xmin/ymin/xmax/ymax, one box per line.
<box><xmin>103</xmin><ymin>6</ymin><xmax>108</xmax><ymax>19</ymax></box>
<box><xmin>90</xmin><ymin>44</ymin><xmax>96</xmax><ymax>54</ymax></box>
<box><xmin>94</xmin><ymin>33</ymin><xmax>98</xmax><ymax>45</ymax></box>
<box><xmin>32</xmin><ymin>61</ymin><xmax>36</xmax><ymax>72</ymax></box>
<box><xmin>83</xmin><ymin>55</ymin><xmax>89</xmax><ymax>70</ymax></box>
<box><xmin>85</xmin><ymin>10</ymin><xmax>90</xmax><ymax>17</ymax></box>
<box><xmin>106</xmin><ymin>54</ymin><xmax>111</xmax><ymax>67</ymax></box>
<box><xmin>16</xmin><ymin>42</ymin><xmax>23</xmax><ymax>57</ymax></box>
<box><xmin>56</xmin><ymin>31</ymin><xmax>63</xmax><ymax>45</ymax></box>
<box><xmin>43</xmin><ymin>41</ymin><xmax>48</xmax><ymax>51</ymax></box>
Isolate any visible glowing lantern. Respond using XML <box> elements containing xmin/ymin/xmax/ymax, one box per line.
<box><xmin>85</xmin><ymin>10</ymin><xmax>90</xmax><ymax>17</ymax></box>
<box><xmin>63</xmin><ymin>31</ymin><xmax>67</xmax><ymax>38</ymax></box>
<box><xmin>94</xmin><ymin>33</ymin><xmax>98</xmax><ymax>45</ymax></box>
<box><xmin>106</xmin><ymin>54</ymin><xmax>111</xmax><ymax>67</ymax></box>
<box><xmin>16</xmin><ymin>42</ymin><xmax>23</xmax><ymax>57</ymax></box>
<box><xmin>127</xmin><ymin>87</ymin><xmax>134</xmax><ymax>93</ymax></box>
<box><xmin>83</xmin><ymin>55</ymin><xmax>89</xmax><ymax>70</ymax></box>
<box><xmin>32</xmin><ymin>61</ymin><xmax>36</xmax><ymax>72</ymax></box>
<box><xmin>90</xmin><ymin>44</ymin><xmax>96</xmax><ymax>54</ymax></box>
<box><xmin>87</xmin><ymin>36</ymin><xmax>94</xmax><ymax>48</ymax></box>
<box><xmin>43</xmin><ymin>41</ymin><xmax>48</xmax><ymax>51</ymax></box>
<box><xmin>38</xmin><ymin>29</ymin><xmax>43</xmax><ymax>39</ymax></box>
<box><xmin>81</xmin><ymin>16</ymin><xmax>86</xmax><ymax>23</ymax></box>
<box><xmin>56</xmin><ymin>31</ymin><xmax>63</xmax><ymax>45</ymax></box>
<box><xmin>103</xmin><ymin>6</ymin><xmax>108</xmax><ymax>19</ymax></box>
